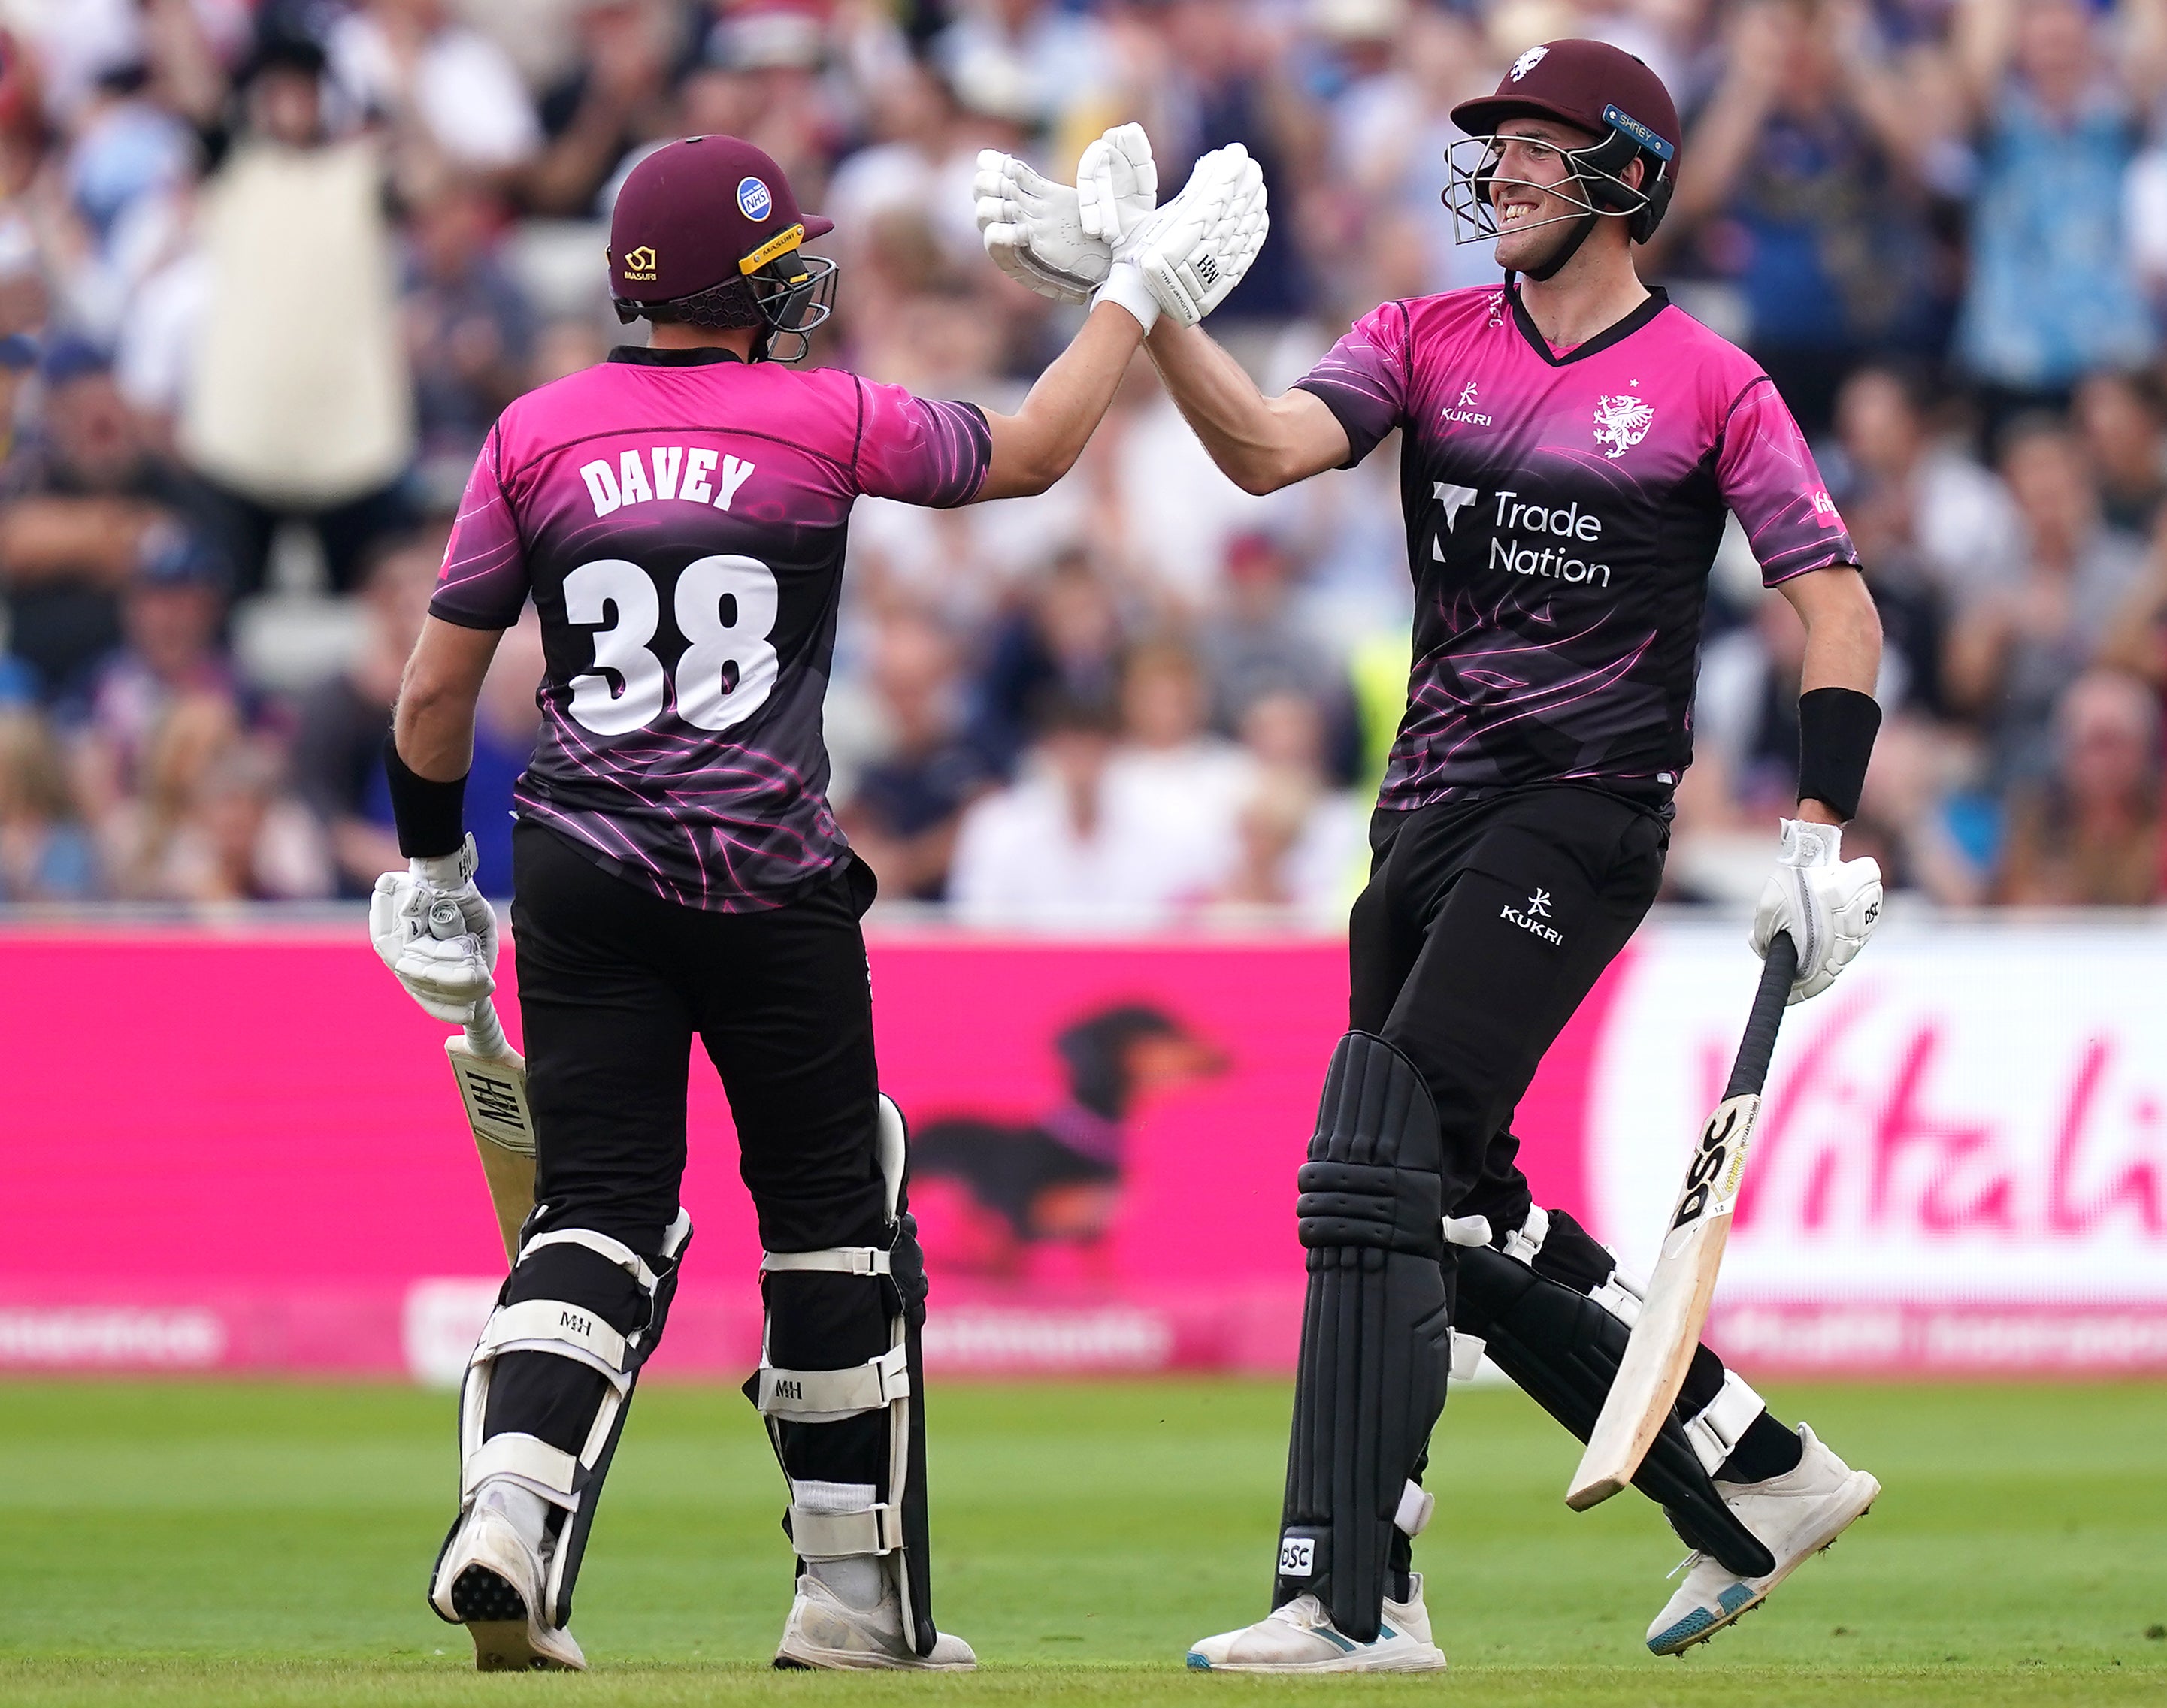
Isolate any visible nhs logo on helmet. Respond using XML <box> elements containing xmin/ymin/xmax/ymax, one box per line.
<box><xmin>737</xmin><ymin>176</ymin><xmax>773</xmax><ymax>219</ymax></box>
<box><xmin>1486</xmin><ymin>489</ymin><xmax>1614</xmax><ymax>588</ymax></box>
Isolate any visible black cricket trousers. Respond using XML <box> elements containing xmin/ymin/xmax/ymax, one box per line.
<box><xmin>1349</xmin><ymin>783</ymin><xmax>1669</xmax><ymax>1231</ymax></box>
<box><xmin>501</xmin><ymin>821</ymin><xmax>894</xmax><ymax>1477</ymax></box>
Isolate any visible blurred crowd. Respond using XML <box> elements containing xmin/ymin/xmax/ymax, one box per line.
<box><xmin>0</xmin><ymin>0</ymin><xmax>2162</xmax><ymax>921</ymax></box>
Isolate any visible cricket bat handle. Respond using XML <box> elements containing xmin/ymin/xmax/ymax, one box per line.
<box><xmin>1726</xmin><ymin>932</ymin><xmax>1797</xmax><ymax>1101</ymax></box>
<box><xmin>425</xmin><ymin>896</ymin><xmax>513</xmax><ymax>1063</ymax></box>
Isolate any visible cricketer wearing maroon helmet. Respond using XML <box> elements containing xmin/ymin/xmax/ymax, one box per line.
<box><xmin>984</xmin><ymin>42</ymin><xmax>1888</xmax><ymax>1670</ymax></box>
<box><xmin>366</xmin><ymin>132</ymin><xmax>1267</xmax><ymax>1672</ymax></box>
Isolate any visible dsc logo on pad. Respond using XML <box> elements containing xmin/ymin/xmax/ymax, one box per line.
<box><xmin>1279</xmin><ymin>1535</ymin><xmax>1316</xmax><ymax>1576</ymax></box>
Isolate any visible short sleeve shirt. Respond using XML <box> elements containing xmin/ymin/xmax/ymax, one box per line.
<box><xmin>1293</xmin><ymin>284</ymin><xmax>1857</xmax><ymax>810</ymax></box>
<box><xmin>431</xmin><ymin>346</ymin><xmax>990</xmax><ymax>909</ymax></box>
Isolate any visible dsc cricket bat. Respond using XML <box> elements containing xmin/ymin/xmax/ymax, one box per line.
<box><xmin>428</xmin><ymin>899</ymin><xmax>535</xmax><ymax>1265</ymax></box>
<box><xmin>1566</xmin><ymin>930</ymin><xmax>1799</xmax><ymax>1511</ymax></box>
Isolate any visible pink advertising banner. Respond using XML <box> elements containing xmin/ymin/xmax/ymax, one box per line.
<box><xmin>2</xmin><ymin>918</ymin><xmax>2161</xmax><ymax>1380</ymax></box>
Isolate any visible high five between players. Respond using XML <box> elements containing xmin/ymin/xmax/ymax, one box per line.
<box><xmin>369</xmin><ymin>37</ymin><xmax>1886</xmax><ymax>1677</ymax></box>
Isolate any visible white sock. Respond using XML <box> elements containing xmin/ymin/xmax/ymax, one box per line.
<box><xmin>474</xmin><ymin>1477</ymin><xmax>552</xmax><ymax>1554</ymax></box>
<box><xmin>807</xmin><ymin>1555</ymin><xmax>886</xmax><ymax>1611</ymax></box>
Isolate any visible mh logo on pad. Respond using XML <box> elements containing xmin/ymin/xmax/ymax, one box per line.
<box><xmin>1279</xmin><ymin>1535</ymin><xmax>1316</xmax><ymax>1576</ymax></box>
<box><xmin>737</xmin><ymin>176</ymin><xmax>773</xmax><ymax>219</ymax></box>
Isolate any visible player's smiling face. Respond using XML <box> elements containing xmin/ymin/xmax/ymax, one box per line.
<box><xmin>1488</xmin><ymin>119</ymin><xmax>1600</xmax><ymax>272</ymax></box>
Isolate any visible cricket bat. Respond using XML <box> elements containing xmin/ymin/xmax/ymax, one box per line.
<box><xmin>428</xmin><ymin>899</ymin><xmax>535</xmax><ymax>1265</ymax></box>
<box><xmin>1566</xmin><ymin>930</ymin><xmax>1799</xmax><ymax>1512</ymax></box>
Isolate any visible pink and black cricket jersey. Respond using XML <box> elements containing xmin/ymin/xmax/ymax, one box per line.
<box><xmin>1294</xmin><ymin>284</ymin><xmax>1857</xmax><ymax>812</ymax></box>
<box><xmin>431</xmin><ymin>346</ymin><xmax>991</xmax><ymax>909</ymax></box>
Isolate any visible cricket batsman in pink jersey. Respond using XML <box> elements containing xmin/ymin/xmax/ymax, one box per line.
<box><xmin>1149</xmin><ymin>41</ymin><xmax>1887</xmax><ymax>1668</ymax></box>
<box><xmin>361</xmin><ymin>133</ymin><xmax>1267</xmax><ymax>1672</ymax></box>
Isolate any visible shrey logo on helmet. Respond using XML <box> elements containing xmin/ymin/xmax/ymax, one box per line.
<box><xmin>1593</xmin><ymin>395</ymin><xmax>1655</xmax><ymax>458</ymax></box>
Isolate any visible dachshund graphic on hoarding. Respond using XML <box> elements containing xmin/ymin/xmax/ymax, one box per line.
<box><xmin>909</xmin><ymin>1003</ymin><xmax>1227</xmax><ymax>1274</ymax></box>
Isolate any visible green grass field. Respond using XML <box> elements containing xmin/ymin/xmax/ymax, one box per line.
<box><xmin>0</xmin><ymin>1378</ymin><xmax>2161</xmax><ymax>1706</ymax></box>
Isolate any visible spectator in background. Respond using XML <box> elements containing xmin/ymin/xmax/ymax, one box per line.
<box><xmin>329</xmin><ymin>0</ymin><xmax>543</xmax><ymax>174</ymax></box>
<box><xmin>70</xmin><ymin>527</ymin><xmax>236</xmax><ymax>815</ymax></box>
<box><xmin>2072</xmin><ymin>368</ymin><xmax>2167</xmax><ymax>537</ymax></box>
<box><xmin>1996</xmin><ymin>669</ymin><xmax>2162</xmax><ymax>903</ymax></box>
<box><xmin>100</xmin><ymin>691</ymin><xmax>326</xmax><ymax>902</ymax></box>
<box><xmin>1831</xmin><ymin>361</ymin><xmax>2021</xmax><ymax>606</ymax></box>
<box><xmin>1152</xmin><ymin>0</ymin><xmax>1323</xmax><ymax>349</ymax></box>
<box><xmin>0</xmin><ymin>706</ymin><xmax>101</xmax><ymax>901</ymax></box>
<box><xmin>524</xmin><ymin>0</ymin><xmax>679</xmax><ymax>218</ymax></box>
<box><xmin>401</xmin><ymin>173</ymin><xmax>537</xmax><ymax>506</ymax></box>
<box><xmin>1946</xmin><ymin>417</ymin><xmax>2147</xmax><ymax>790</ymax></box>
<box><xmin>950</xmin><ymin>690</ymin><xmax>1201</xmax><ymax>924</ymax></box>
<box><xmin>1197</xmin><ymin>529</ymin><xmax>1348</xmax><ymax>746</ymax></box>
<box><xmin>1211</xmin><ymin>688</ymin><xmax>1366</xmax><ymax>921</ymax></box>
<box><xmin>290</xmin><ymin>534</ymin><xmax>437</xmax><ymax>896</ymax></box>
<box><xmin>1109</xmin><ymin>636</ymin><xmax>1252</xmax><ymax>842</ymax></box>
<box><xmin>0</xmin><ymin>338</ymin><xmax>225</xmax><ymax>699</ymax></box>
<box><xmin>837</xmin><ymin>608</ymin><xmax>995</xmax><ymax>903</ymax></box>
<box><xmin>178</xmin><ymin>35</ymin><xmax>413</xmax><ymax>597</ymax></box>
<box><xmin>1673</xmin><ymin>0</ymin><xmax>1952</xmax><ymax>432</ymax></box>
<box><xmin>1953</xmin><ymin>0</ymin><xmax>2162</xmax><ymax>422</ymax></box>
<box><xmin>967</xmin><ymin>549</ymin><xmax>1127</xmax><ymax>772</ymax></box>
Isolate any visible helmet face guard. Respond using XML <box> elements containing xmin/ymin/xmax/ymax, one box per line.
<box><xmin>1442</xmin><ymin>112</ymin><xmax>1675</xmax><ymax>255</ymax></box>
<box><xmin>746</xmin><ymin>245</ymin><xmax>837</xmax><ymax>364</ymax></box>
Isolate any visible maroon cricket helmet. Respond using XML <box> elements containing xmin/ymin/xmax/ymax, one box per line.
<box><xmin>1451</xmin><ymin>39</ymin><xmax>1680</xmax><ymax>162</ymax></box>
<box><xmin>607</xmin><ymin>135</ymin><xmax>834</xmax><ymax>307</ymax></box>
<box><xmin>1446</xmin><ymin>39</ymin><xmax>1680</xmax><ymax>251</ymax></box>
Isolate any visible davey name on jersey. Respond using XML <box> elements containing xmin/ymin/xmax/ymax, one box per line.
<box><xmin>579</xmin><ymin>445</ymin><xmax>759</xmax><ymax>517</ymax></box>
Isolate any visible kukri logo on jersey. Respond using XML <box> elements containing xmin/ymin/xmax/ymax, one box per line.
<box><xmin>1441</xmin><ymin>380</ymin><xmax>1492</xmax><ymax>428</ymax></box>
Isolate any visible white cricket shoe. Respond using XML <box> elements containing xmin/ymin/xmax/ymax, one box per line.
<box><xmin>1186</xmin><ymin>1573</ymin><xmax>1448</xmax><ymax>1673</ymax></box>
<box><xmin>1646</xmin><ymin>1423</ymin><xmax>1880</xmax><ymax>1655</ymax></box>
<box><xmin>773</xmin><ymin>1573</ymin><xmax>976</xmax><ymax>1670</ymax></box>
<box><xmin>428</xmin><ymin>1494</ymin><xmax>586</xmax><ymax>1672</ymax></box>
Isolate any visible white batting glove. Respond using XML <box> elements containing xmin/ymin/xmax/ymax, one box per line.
<box><xmin>1749</xmin><ymin>818</ymin><xmax>1883</xmax><ymax>1005</ymax></box>
<box><xmin>1076</xmin><ymin>122</ymin><xmax>1157</xmax><ymax>244</ymax></box>
<box><xmin>976</xmin><ymin>149</ymin><xmax>1105</xmax><ymax>304</ymax></box>
<box><xmin>368</xmin><ymin>833</ymin><xmax>499</xmax><ymax>1026</ymax></box>
<box><xmin>1094</xmin><ymin>144</ymin><xmax>1268</xmax><ymax>334</ymax></box>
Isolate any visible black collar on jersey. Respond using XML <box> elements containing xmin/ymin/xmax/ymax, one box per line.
<box><xmin>607</xmin><ymin>345</ymin><xmax>748</xmax><ymax>367</ymax></box>
<box><xmin>1506</xmin><ymin>283</ymin><xmax>1669</xmax><ymax>367</ymax></box>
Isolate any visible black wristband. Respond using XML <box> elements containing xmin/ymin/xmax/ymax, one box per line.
<box><xmin>1796</xmin><ymin>686</ymin><xmax>1881</xmax><ymax>822</ymax></box>
<box><xmin>383</xmin><ymin>735</ymin><xmax>468</xmax><ymax>859</ymax></box>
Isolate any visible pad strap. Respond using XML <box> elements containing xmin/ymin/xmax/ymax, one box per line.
<box><xmin>1449</xmin><ymin>1329</ymin><xmax>1488</xmax><ymax>1382</ymax></box>
<box><xmin>761</xmin><ymin>1247</ymin><xmax>892</xmax><ymax>1277</ymax></box>
<box><xmin>790</xmin><ymin>1503</ymin><xmax>905</xmax><ymax>1559</ymax></box>
<box><xmin>462</xmin><ymin>1431</ymin><xmax>578</xmax><ymax>1500</ymax></box>
<box><xmin>755</xmin><ymin>1344</ymin><xmax>911</xmax><ymax>1419</ymax></box>
<box><xmin>523</xmin><ymin>1227</ymin><xmax>660</xmax><ymax>1292</ymax></box>
<box><xmin>1394</xmin><ymin>1480</ymin><xmax>1434</xmax><ymax>1537</ymax></box>
<box><xmin>1685</xmin><ymin>1370</ymin><xmax>1767</xmax><ymax>1477</ymax></box>
<box><xmin>1590</xmin><ymin>1268</ymin><xmax>1645</xmax><ymax>1328</ymax></box>
<box><xmin>1502</xmin><ymin>1205</ymin><xmax>1550</xmax><ymax>1265</ymax></box>
<box><xmin>477</xmin><ymin>1297</ymin><xmax>629</xmax><ymax>1381</ymax></box>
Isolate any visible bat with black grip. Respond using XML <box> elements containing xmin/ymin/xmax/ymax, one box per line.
<box><xmin>1566</xmin><ymin>931</ymin><xmax>1799</xmax><ymax>1510</ymax></box>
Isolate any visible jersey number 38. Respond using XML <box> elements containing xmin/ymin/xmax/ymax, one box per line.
<box><xmin>562</xmin><ymin>555</ymin><xmax>779</xmax><ymax>736</ymax></box>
